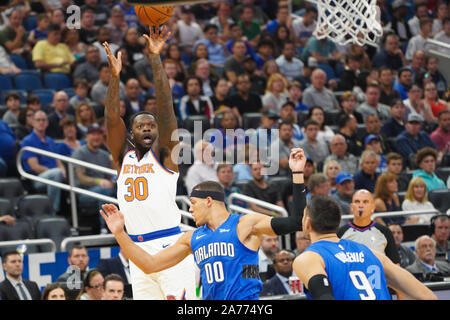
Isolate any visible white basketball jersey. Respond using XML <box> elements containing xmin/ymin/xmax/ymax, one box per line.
<box><xmin>117</xmin><ymin>148</ymin><xmax>181</xmax><ymax>235</ymax></box>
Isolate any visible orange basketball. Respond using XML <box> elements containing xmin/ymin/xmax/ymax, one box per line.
<box><xmin>134</xmin><ymin>5</ymin><xmax>174</xmax><ymax>26</ymax></box>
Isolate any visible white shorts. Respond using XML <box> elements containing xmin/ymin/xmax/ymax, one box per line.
<box><xmin>129</xmin><ymin>232</ymin><xmax>197</xmax><ymax>300</ymax></box>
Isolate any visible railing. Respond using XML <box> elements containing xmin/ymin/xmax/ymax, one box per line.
<box><xmin>341</xmin><ymin>209</ymin><xmax>441</xmax><ymax>221</ymax></box>
<box><xmin>16</xmin><ymin>146</ymin><xmax>195</xmax><ymax>232</ymax></box>
<box><xmin>0</xmin><ymin>238</ymin><xmax>56</xmax><ymax>252</ymax></box>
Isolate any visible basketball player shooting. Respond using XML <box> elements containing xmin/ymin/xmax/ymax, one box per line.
<box><xmin>102</xmin><ymin>26</ymin><xmax>196</xmax><ymax>300</ymax></box>
<box><xmin>100</xmin><ymin>148</ymin><xmax>308</xmax><ymax>300</ymax></box>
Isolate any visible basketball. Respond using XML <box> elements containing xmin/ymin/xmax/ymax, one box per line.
<box><xmin>134</xmin><ymin>5</ymin><xmax>174</xmax><ymax>26</ymax></box>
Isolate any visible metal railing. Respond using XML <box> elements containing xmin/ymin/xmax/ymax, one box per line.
<box><xmin>341</xmin><ymin>209</ymin><xmax>441</xmax><ymax>221</ymax></box>
<box><xmin>0</xmin><ymin>238</ymin><xmax>56</xmax><ymax>252</ymax></box>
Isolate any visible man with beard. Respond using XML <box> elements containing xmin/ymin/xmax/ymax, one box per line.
<box><xmin>430</xmin><ymin>110</ymin><xmax>450</xmax><ymax>153</ymax></box>
<box><xmin>102</xmin><ymin>27</ymin><xmax>196</xmax><ymax>300</ymax></box>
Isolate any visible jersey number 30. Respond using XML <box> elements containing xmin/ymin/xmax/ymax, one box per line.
<box><xmin>349</xmin><ymin>271</ymin><xmax>376</xmax><ymax>300</ymax></box>
<box><xmin>124</xmin><ymin>177</ymin><xmax>149</xmax><ymax>201</ymax></box>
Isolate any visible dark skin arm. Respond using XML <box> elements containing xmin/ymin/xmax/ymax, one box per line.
<box><xmin>143</xmin><ymin>26</ymin><xmax>179</xmax><ymax>172</ymax></box>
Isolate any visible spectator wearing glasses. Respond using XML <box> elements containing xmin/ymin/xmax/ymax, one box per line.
<box><xmin>46</xmin><ymin>91</ymin><xmax>75</xmax><ymax>139</ymax></box>
<box><xmin>260</xmin><ymin>250</ymin><xmax>295</xmax><ymax>297</ymax></box>
<box><xmin>76</xmin><ymin>269</ymin><xmax>105</xmax><ymax>300</ymax></box>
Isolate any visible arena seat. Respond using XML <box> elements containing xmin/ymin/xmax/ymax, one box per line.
<box><xmin>0</xmin><ymin>178</ymin><xmax>26</xmax><ymax>209</ymax></box>
<box><xmin>317</xmin><ymin>63</ymin><xmax>337</xmax><ymax>80</ymax></box>
<box><xmin>0</xmin><ymin>90</ymin><xmax>27</xmax><ymax>104</ymax></box>
<box><xmin>9</xmin><ymin>54</ymin><xmax>28</xmax><ymax>69</ymax></box>
<box><xmin>14</xmin><ymin>73</ymin><xmax>43</xmax><ymax>91</ymax></box>
<box><xmin>324</xmin><ymin>109</ymin><xmax>341</xmax><ymax>125</ymax></box>
<box><xmin>0</xmin><ymin>198</ymin><xmax>14</xmax><ymax>216</ymax></box>
<box><xmin>35</xmin><ymin>217</ymin><xmax>72</xmax><ymax>252</ymax></box>
<box><xmin>436</xmin><ymin>167</ymin><xmax>450</xmax><ymax>183</ymax></box>
<box><xmin>43</xmin><ymin>72</ymin><xmax>72</xmax><ymax>91</ymax></box>
<box><xmin>16</xmin><ymin>194</ymin><xmax>55</xmax><ymax>222</ymax></box>
<box><xmin>32</xmin><ymin>89</ymin><xmax>56</xmax><ymax>108</ymax></box>
<box><xmin>428</xmin><ymin>189</ymin><xmax>450</xmax><ymax>214</ymax></box>
<box><xmin>401</xmin><ymin>224</ymin><xmax>431</xmax><ymax>242</ymax></box>
<box><xmin>183</xmin><ymin>115</ymin><xmax>210</xmax><ymax>133</ymax></box>
<box><xmin>297</xmin><ymin>110</ymin><xmax>309</xmax><ymax>126</ymax></box>
<box><xmin>242</xmin><ymin>113</ymin><xmax>262</xmax><ymax>130</ymax></box>
<box><xmin>0</xmin><ymin>74</ymin><xmax>13</xmax><ymax>90</ymax></box>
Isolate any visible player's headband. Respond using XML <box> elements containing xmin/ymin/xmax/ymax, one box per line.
<box><xmin>190</xmin><ymin>189</ymin><xmax>225</xmax><ymax>202</ymax></box>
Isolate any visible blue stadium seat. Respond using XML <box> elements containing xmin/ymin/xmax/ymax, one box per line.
<box><xmin>24</xmin><ymin>15</ymin><xmax>38</xmax><ymax>31</ymax></box>
<box><xmin>32</xmin><ymin>89</ymin><xmax>56</xmax><ymax>108</ymax></box>
<box><xmin>14</xmin><ymin>73</ymin><xmax>43</xmax><ymax>91</ymax></box>
<box><xmin>0</xmin><ymin>74</ymin><xmax>13</xmax><ymax>90</ymax></box>
<box><xmin>318</xmin><ymin>63</ymin><xmax>337</xmax><ymax>80</ymax></box>
<box><xmin>9</xmin><ymin>54</ymin><xmax>28</xmax><ymax>69</ymax></box>
<box><xmin>62</xmin><ymin>87</ymin><xmax>75</xmax><ymax>99</ymax></box>
<box><xmin>44</xmin><ymin>72</ymin><xmax>71</xmax><ymax>91</ymax></box>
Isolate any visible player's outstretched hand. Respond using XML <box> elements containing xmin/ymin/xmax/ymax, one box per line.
<box><xmin>144</xmin><ymin>25</ymin><xmax>171</xmax><ymax>56</ymax></box>
<box><xmin>103</xmin><ymin>41</ymin><xmax>122</xmax><ymax>77</ymax></box>
<box><xmin>289</xmin><ymin>148</ymin><xmax>307</xmax><ymax>172</ymax></box>
<box><xmin>100</xmin><ymin>204</ymin><xmax>125</xmax><ymax>235</ymax></box>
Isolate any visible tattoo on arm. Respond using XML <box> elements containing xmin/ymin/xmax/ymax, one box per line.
<box><xmin>105</xmin><ymin>76</ymin><xmax>121</xmax><ymax>123</ymax></box>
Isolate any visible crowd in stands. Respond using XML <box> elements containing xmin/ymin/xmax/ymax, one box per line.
<box><xmin>0</xmin><ymin>0</ymin><xmax>450</xmax><ymax>299</ymax></box>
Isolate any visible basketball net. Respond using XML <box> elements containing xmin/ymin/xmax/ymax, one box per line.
<box><xmin>308</xmin><ymin>0</ymin><xmax>383</xmax><ymax>47</ymax></box>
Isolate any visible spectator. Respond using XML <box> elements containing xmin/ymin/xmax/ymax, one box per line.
<box><xmin>131</xmin><ymin>46</ymin><xmax>154</xmax><ymax>93</ymax></box>
<box><xmin>412</xmin><ymin>147</ymin><xmax>446</xmax><ymax>193</ymax></box>
<box><xmin>292</xmin><ymin>6</ymin><xmax>317</xmax><ymax>47</ymax></box>
<box><xmin>364</xmin><ymin>134</ymin><xmax>386</xmax><ymax>173</ymax></box>
<box><xmin>178</xmin><ymin>76</ymin><xmax>214</xmax><ymax>121</ymax></box>
<box><xmin>249</xmin><ymin>109</ymin><xmax>279</xmax><ymax>151</ymax></box>
<box><xmin>173</xmin><ymin>6</ymin><xmax>204</xmax><ymax>55</ymax></box>
<box><xmin>258</xmin><ymin>234</ymin><xmax>279</xmax><ymax>282</ymax></box>
<box><xmin>434</xmin><ymin>17</ymin><xmax>450</xmax><ymax>54</ymax></box>
<box><xmin>237</xmin><ymin>4</ymin><xmax>261</xmax><ymax>47</ymax></box>
<box><xmin>223</xmin><ymin>39</ymin><xmax>247</xmax><ymax>84</ymax></box>
<box><xmin>20</xmin><ymin>110</ymin><xmax>65</xmax><ymax>213</ymax></box>
<box><xmin>279</xmin><ymin>101</ymin><xmax>304</xmax><ymax>141</ymax></box>
<box><xmin>63</xmin><ymin>28</ymin><xmax>86</xmax><ymax>61</ymax></box>
<box><xmin>338</xmin><ymin>91</ymin><xmax>364</xmax><ymax>123</ymax></box>
<box><xmin>381</xmin><ymin>99</ymin><xmax>406</xmax><ymax>138</ymax></box>
<box><xmin>262</xmin><ymin>73</ymin><xmax>290</xmax><ymax>113</ymax></box>
<box><xmin>423</xmin><ymin>82</ymin><xmax>449</xmax><ymax>119</ymax></box>
<box><xmin>298</xmin><ymin>120</ymin><xmax>329</xmax><ymax>166</ymax></box>
<box><xmin>117</xmin><ymin>0</ymin><xmax>139</xmax><ymax>28</ymax></box>
<box><xmin>47</xmin><ymin>91</ymin><xmax>74</xmax><ymax>139</ymax></box>
<box><xmin>0</xmin><ymin>251</ymin><xmax>41</xmax><ymax>300</ymax></box>
<box><xmin>105</xmin><ymin>5</ymin><xmax>127</xmax><ymax>46</ymax></box>
<box><xmin>55</xmin><ymin>118</ymin><xmax>84</xmax><ymax>157</ymax></box>
<box><xmin>307</xmin><ymin>173</ymin><xmax>332</xmax><ymax>198</ymax></box>
<box><xmin>225</xmin><ymin>23</ymin><xmax>256</xmax><ymax>62</ymax></box>
<box><xmin>103</xmin><ymin>274</ymin><xmax>125</xmax><ymax>300</ymax></box>
<box><xmin>433</xmin><ymin>2</ymin><xmax>449</xmax><ymax>34</ymax></box>
<box><xmin>337</xmin><ymin>54</ymin><xmax>361</xmax><ymax>92</ymax></box>
<box><xmin>42</xmin><ymin>283</ymin><xmax>67</xmax><ymax>300</ymax></box>
<box><xmin>56</xmin><ymin>244</ymin><xmax>90</xmax><ymax>284</ymax></box>
<box><xmin>394</xmin><ymin>68</ymin><xmax>414</xmax><ymax>101</ymax></box>
<box><xmin>395</xmin><ymin>114</ymin><xmax>439</xmax><ymax>160</ymax></box>
<box><xmin>194</xmin><ymin>24</ymin><xmax>228</xmax><ymax>67</ymax></box>
<box><xmin>371</xmin><ymin>33</ymin><xmax>407</xmax><ymax>70</ymax></box>
<box><xmin>229</xmin><ymin>73</ymin><xmax>263</xmax><ymax>120</ymax></box>
<box><xmin>302</xmin><ymin>69</ymin><xmax>340</xmax><ymax>111</ymax></box>
<box><xmin>374</xmin><ymin>172</ymin><xmax>405</xmax><ymax>225</ymax></box>
<box><xmin>353</xmin><ymin>150</ymin><xmax>380</xmax><ymax>193</ymax></box>
<box><xmin>253</xmin><ymin>39</ymin><xmax>275</xmax><ymax>70</ymax></box>
<box><xmin>337</xmin><ymin>113</ymin><xmax>363</xmax><ymax>157</ymax></box>
<box><xmin>81</xmin><ymin>0</ymin><xmax>110</xmax><ymax>27</ymax></box>
<box><xmin>216</xmin><ymin>163</ymin><xmax>245</xmax><ymax>209</ymax></box>
<box><xmin>322</xmin><ymin>159</ymin><xmax>341</xmax><ymax>194</ymax></box>
<box><xmin>356</xmin><ymin>83</ymin><xmax>392</xmax><ymax>123</ymax></box>
<box><xmin>49</xmin><ymin>8</ymin><xmax>66</xmax><ymax>30</ymax></box>
<box><xmin>0</xmin><ymin>44</ymin><xmax>21</xmax><ymax>75</ymax></box>
<box><xmin>425</xmin><ymin>56</ymin><xmax>447</xmax><ymax>98</ymax></box>
<box><xmin>79</xmin><ymin>9</ymin><xmax>98</xmax><ymax>45</ymax></box>
<box><xmin>431</xmin><ymin>215</ymin><xmax>450</xmax><ymax>262</ymax></box>
<box><xmin>0</xmin><ymin>118</ymin><xmax>16</xmax><ymax>177</ymax></box>
<box><xmin>262</xmin><ymin>60</ymin><xmax>281</xmax><ymax>81</ymax></box>
<box><xmin>324</xmin><ymin>134</ymin><xmax>359</xmax><ymax>174</ymax></box>
<box><xmin>76</xmin><ymin>269</ymin><xmax>104</xmax><ymax>300</ymax></box>
<box><xmin>73</xmin><ymin>45</ymin><xmax>101</xmax><ymax>85</ymax></box>
<box><xmin>231</xmin><ymin>0</ymin><xmax>269</xmax><ymax>26</ymax></box>
<box><xmin>378</xmin><ymin>67</ymin><xmax>402</xmax><ymax>107</ymax></box>
<box><xmin>122</xmin><ymin>28</ymin><xmax>144</xmax><ymax>65</ymax></box>
<box><xmin>263</xmin><ymin>4</ymin><xmax>295</xmax><ymax>37</ymax></box>
<box><xmin>277</xmin><ymin>122</ymin><xmax>303</xmax><ymax>176</ymax></box>
<box><xmin>406</xmin><ymin>235</ymin><xmax>450</xmax><ymax>278</ymax></box>
<box><xmin>185</xmin><ymin>140</ymin><xmax>218</xmax><ymax>194</ymax></box>
<box><xmin>68</xmin><ymin>79</ymin><xmax>92</xmax><ymax>111</ymax></box>
<box><xmin>405</xmin><ymin>18</ymin><xmax>433</xmax><ymax>62</ymax></box>
<box><xmin>407</xmin><ymin>2</ymin><xmax>429</xmax><ymax>36</ymax></box>
<box><xmin>15</xmin><ymin>107</ymin><xmax>35</xmax><ymax>141</ymax></box>
<box><xmin>91</xmin><ymin>62</ymin><xmax>126</xmax><ymax>106</ymax></box>
<box><xmin>32</xmin><ymin>23</ymin><xmax>75</xmax><ymax>74</ymax></box>
<box><xmin>193</xmin><ymin>58</ymin><xmax>219</xmax><ymax>98</ymax></box>
<box><xmin>402</xmin><ymin>177</ymin><xmax>436</xmax><ymax>224</ymax></box>
<box><xmin>97</xmin><ymin>249</ymin><xmax>130</xmax><ymax>290</ymax></box>
<box><xmin>388</xmin><ymin>224</ymin><xmax>417</xmax><ymax>268</ymax></box>
<box><xmin>287</xmin><ymin>81</ymin><xmax>308</xmax><ymax>112</ymax></box>
<box><xmin>208</xmin><ymin>110</ymin><xmax>245</xmax><ymax>156</ymax></box>
<box><xmin>242</xmin><ymin>55</ymin><xmax>267</xmax><ymax>95</ymax></box>
<box><xmin>386</xmin><ymin>152</ymin><xmax>410</xmax><ymax>192</ymax></box>
<box><xmin>305</xmin><ymin>106</ymin><xmax>335</xmax><ymax>144</ymax></box>
<box><xmin>301</xmin><ymin>34</ymin><xmax>343</xmax><ymax>71</ymax></box>
<box><xmin>2</xmin><ymin>92</ymin><xmax>21</xmax><ymax>127</ymax></box>
<box><xmin>338</xmin><ymin>189</ymin><xmax>401</xmax><ymax>264</ymax></box>
<box><xmin>211</xmin><ymin>78</ymin><xmax>232</xmax><ymax>113</ymax></box>
<box><xmin>293</xmin><ymin>231</ymin><xmax>311</xmax><ymax>257</ymax></box>
<box><xmin>243</xmin><ymin>162</ymin><xmax>285</xmax><ymax>216</ymax></box>
<box><xmin>388</xmin><ymin>0</ymin><xmax>413</xmax><ymax>46</ymax></box>
<box><xmin>430</xmin><ymin>110</ymin><xmax>450</xmax><ymax>153</ymax></box>
<box><xmin>0</xmin><ymin>9</ymin><xmax>30</xmax><ymax>57</ymax></box>
<box><xmin>209</xmin><ymin>1</ymin><xmax>234</xmax><ymax>41</ymax></box>
<box><xmin>332</xmin><ymin>171</ymin><xmax>355</xmax><ymax>215</ymax></box>
<box><xmin>361</xmin><ymin>114</ymin><xmax>393</xmax><ymax>155</ymax></box>
<box><xmin>275</xmin><ymin>41</ymin><xmax>305</xmax><ymax>82</ymax></box>
<box><xmin>403</xmin><ymin>84</ymin><xmax>435</xmax><ymax>123</ymax></box>
<box><xmin>26</xmin><ymin>94</ymin><xmax>41</xmax><ymax>112</ymax></box>
<box><xmin>27</xmin><ymin>12</ymin><xmax>50</xmax><ymax>46</ymax></box>
<box><xmin>260</xmin><ymin>250</ymin><xmax>295</xmax><ymax>296</ymax></box>
<box><xmin>123</xmin><ymin>78</ymin><xmax>145</xmax><ymax>116</ymax></box>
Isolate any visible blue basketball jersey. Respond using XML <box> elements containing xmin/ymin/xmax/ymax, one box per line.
<box><xmin>190</xmin><ymin>214</ymin><xmax>263</xmax><ymax>300</ymax></box>
<box><xmin>304</xmin><ymin>239</ymin><xmax>391</xmax><ymax>300</ymax></box>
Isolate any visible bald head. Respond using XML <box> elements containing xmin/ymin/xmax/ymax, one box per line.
<box><xmin>311</xmin><ymin>69</ymin><xmax>327</xmax><ymax>90</ymax></box>
<box><xmin>350</xmin><ymin>189</ymin><xmax>375</xmax><ymax>221</ymax></box>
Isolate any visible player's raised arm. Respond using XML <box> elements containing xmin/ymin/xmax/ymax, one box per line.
<box><xmin>100</xmin><ymin>204</ymin><xmax>193</xmax><ymax>274</ymax></box>
<box><xmin>143</xmin><ymin>26</ymin><xmax>179</xmax><ymax>169</ymax></box>
<box><xmin>243</xmin><ymin>148</ymin><xmax>307</xmax><ymax>237</ymax></box>
<box><xmin>103</xmin><ymin>42</ymin><xmax>128</xmax><ymax>166</ymax></box>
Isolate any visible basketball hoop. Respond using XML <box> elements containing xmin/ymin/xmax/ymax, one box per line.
<box><xmin>308</xmin><ymin>0</ymin><xmax>383</xmax><ymax>47</ymax></box>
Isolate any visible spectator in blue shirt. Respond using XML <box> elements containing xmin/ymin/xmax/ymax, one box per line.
<box><xmin>194</xmin><ymin>24</ymin><xmax>229</xmax><ymax>67</ymax></box>
<box><xmin>395</xmin><ymin>113</ymin><xmax>439</xmax><ymax>160</ymax></box>
<box><xmin>0</xmin><ymin>119</ymin><xmax>16</xmax><ymax>177</ymax></box>
<box><xmin>394</xmin><ymin>68</ymin><xmax>414</xmax><ymax>100</ymax></box>
<box><xmin>353</xmin><ymin>150</ymin><xmax>380</xmax><ymax>193</ymax></box>
<box><xmin>20</xmin><ymin>111</ymin><xmax>65</xmax><ymax>213</ymax></box>
<box><xmin>381</xmin><ymin>99</ymin><xmax>406</xmax><ymax>138</ymax></box>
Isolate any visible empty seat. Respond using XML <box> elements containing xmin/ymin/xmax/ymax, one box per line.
<box><xmin>318</xmin><ymin>63</ymin><xmax>336</xmax><ymax>80</ymax></box>
<box><xmin>14</xmin><ymin>73</ymin><xmax>43</xmax><ymax>91</ymax></box>
<box><xmin>9</xmin><ymin>54</ymin><xmax>28</xmax><ymax>69</ymax></box>
<box><xmin>62</xmin><ymin>87</ymin><xmax>76</xmax><ymax>99</ymax></box>
<box><xmin>242</xmin><ymin>112</ymin><xmax>262</xmax><ymax>130</ymax></box>
<box><xmin>0</xmin><ymin>74</ymin><xmax>13</xmax><ymax>90</ymax></box>
<box><xmin>44</xmin><ymin>72</ymin><xmax>71</xmax><ymax>91</ymax></box>
<box><xmin>428</xmin><ymin>189</ymin><xmax>450</xmax><ymax>214</ymax></box>
<box><xmin>183</xmin><ymin>115</ymin><xmax>210</xmax><ymax>133</ymax></box>
<box><xmin>324</xmin><ymin>109</ymin><xmax>341</xmax><ymax>126</ymax></box>
<box><xmin>436</xmin><ymin>167</ymin><xmax>450</xmax><ymax>183</ymax></box>
<box><xmin>16</xmin><ymin>194</ymin><xmax>55</xmax><ymax>222</ymax></box>
<box><xmin>401</xmin><ymin>224</ymin><xmax>431</xmax><ymax>242</ymax></box>
<box><xmin>35</xmin><ymin>217</ymin><xmax>72</xmax><ymax>252</ymax></box>
<box><xmin>297</xmin><ymin>110</ymin><xmax>309</xmax><ymax>126</ymax></box>
<box><xmin>0</xmin><ymin>178</ymin><xmax>26</xmax><ymax>208</ymax></box>
<box><xmin>0</xmin><ymin>198</ymin><xmax>14</xmax><ymax>216</ymax></box>
<box><xmin>32</xmin><ymin>89</ymin><xmax>55</xmax><ymax>108</ymax></box>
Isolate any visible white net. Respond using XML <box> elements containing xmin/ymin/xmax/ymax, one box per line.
<box><xmin>309</xmin><ymin>0</ymin><xmax>383</xmax><ymax>47</ymax></box>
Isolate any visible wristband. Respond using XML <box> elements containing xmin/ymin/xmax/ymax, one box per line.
<box><xmin>292</xmin><ymin>171</ymin><xmax>304</xmax><ymax>174</ymax></box>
